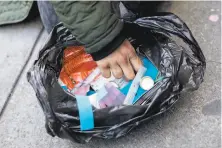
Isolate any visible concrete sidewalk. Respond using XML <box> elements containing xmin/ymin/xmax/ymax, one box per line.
<box><xmin>0</xmin><ymin>1</ymin><xmax>221</xmax><ymax>148</ymax></box>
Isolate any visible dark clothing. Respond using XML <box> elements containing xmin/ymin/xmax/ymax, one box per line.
<box><xmin>39</xmin><ymin>1</ymin><xmax>160</xmax><ymax>60</ymax></box>
<box><xmin>37</xmin><ymin>1</ymin><xmax>59</xmax><ymax>33</ymax></box>
<box><xmin>51</xmin><ymin>1</ymin><xmax>124</xmax><ymax>60</ymax></box>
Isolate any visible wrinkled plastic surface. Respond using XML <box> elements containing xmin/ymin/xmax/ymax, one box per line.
<box><xmin>59</xmin><ymin>46</ymin><xmax>97</xmax><ymax>90</ymax></box>
<box><xmin>27</xmin><ymin>13</ymin><xmax>206</xmax><ymax>143</ymax></box>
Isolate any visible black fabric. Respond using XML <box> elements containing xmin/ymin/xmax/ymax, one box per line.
<box><xmin>122</xmin><ymin>1</ymin><xmax>163</xmax><ymax>17</ymax></box>
<box><xmin>90</xmin><ymin>29</ymin><xmax>126</xmax><ymax>61</ymax></box>
<box><xmin>91</xmin><ymin>1</ymin><xmax>164</xmax><ymax>60</ymax></box>
<box><xmin>37</xmin><ymin>1</ymin><xmax>163</xmax><ymax>60</ymax></box>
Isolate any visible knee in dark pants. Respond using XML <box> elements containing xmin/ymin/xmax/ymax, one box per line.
<box><xmin>37</xmin><ymin>1</ymin><xmax>59</xmax><ymax>33</ymax></box>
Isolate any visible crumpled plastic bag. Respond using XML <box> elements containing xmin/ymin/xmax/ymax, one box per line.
<box><xmin>27</xmin><ymin>13</ymin><xmax>206</xmax><ymax>143</ymax></box>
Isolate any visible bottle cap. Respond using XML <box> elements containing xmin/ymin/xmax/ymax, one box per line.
<box><xmin>140</xmin><ymin>76</ymin><xmax>154</xmax><ymax>90</ymax></box>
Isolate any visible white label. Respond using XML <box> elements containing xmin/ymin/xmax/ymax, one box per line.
<box><xmin>123</xmin><ymin>66</ymin><xmax>147</xmax><ymax>105</ymax></box>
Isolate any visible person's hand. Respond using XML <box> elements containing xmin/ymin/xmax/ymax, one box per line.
<box><xmin>96</xmin><ymin>39</ymin><xmax>142</xmax><ymax>80</ymax></box>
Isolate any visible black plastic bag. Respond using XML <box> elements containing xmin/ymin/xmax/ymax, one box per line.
<box><xmin>27</xmin><ymin>13</ymin><xmax>206</xmax><ymax>143</ymax></box>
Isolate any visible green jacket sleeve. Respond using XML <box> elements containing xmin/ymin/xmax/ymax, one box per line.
<box><xmin>51</xmin><ymin>1</ymin><xmax>125</xmax><ymax>60</ymax></box>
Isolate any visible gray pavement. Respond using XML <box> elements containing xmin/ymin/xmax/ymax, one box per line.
<box><xmin>0</xmin><ymin>1</ymin><xmax>221</xmax><ymax>148</ymax></box>
<box><xmin>0</xmin><ymin>18</ymin><xmax>43</xmax><ymax>111</ymax></box>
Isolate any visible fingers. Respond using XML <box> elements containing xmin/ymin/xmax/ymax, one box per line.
<box><xmin>121</xmin><ymin>39</ymin><xmax>142</xmax><ymax>72</ymax></box>
<box><xmin>129</xmin><ymin>54</ymin><xmax>142</xmax><ymax>72</ymax></box>
<box><xmin>96</xmin><ymin>61</ymin><xmax>111</xmax><ymax>78</ymax></box>
<box><xmin>111</xmin><ymin>64</ymin><xmax>123</xmax><ymax>79</ymax></box>
<box><xmin>96</xmin><ymin>39</ymin><xmax>143</xmax><ymax>80</ymax></box>
<box><xmin>100</xmin><ymin>67</ymin><xmax>111</xmax><ymax>78</ymax></box>
<box><xmin>119</xmin><ymin>59</ymin><xmax>135</xmax><ymax>80</ymax></box>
